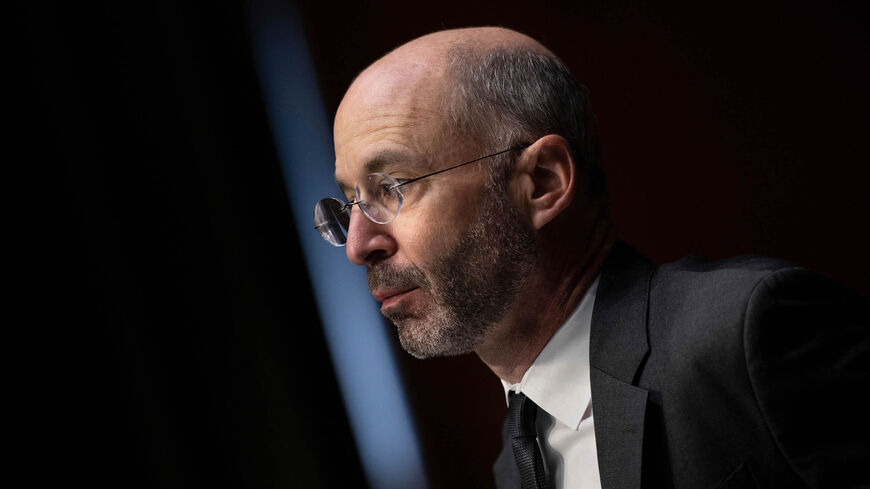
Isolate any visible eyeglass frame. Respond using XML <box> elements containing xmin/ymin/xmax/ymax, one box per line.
<box><xmin>314</xmin><ymin>143</ymin><xmax>529</xmax><ymax>246</ymax></box>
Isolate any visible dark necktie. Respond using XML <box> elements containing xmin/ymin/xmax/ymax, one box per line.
<box><xmin>508</xmin><ymin>391</ymin><xmax>551</xmax><ymax>489</ymax></box>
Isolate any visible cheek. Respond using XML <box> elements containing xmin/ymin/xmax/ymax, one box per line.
<box><xmin>394</xmin><ymin>217</ymin><xmax>447</xmax><ymax>264</ymax></box>
<box><xmin>397</xmin><ymin>229</ymin><xmax>430</xmax><ymax>263</ymax></box>
<box><xmin>392</xmin><ymin>208</ymin><xmax>459</xmax><ymax>264</ymax></box>
<box><xmin>393</xmin><ymin>178</ymin><xmax>486</xmax><ymax>259</ymax></box>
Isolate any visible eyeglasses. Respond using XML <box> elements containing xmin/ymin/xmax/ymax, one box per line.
<box><xmin>314</xmin><ymin>145</ymin><xmax>528</xmax><ymax>246</ymax></box>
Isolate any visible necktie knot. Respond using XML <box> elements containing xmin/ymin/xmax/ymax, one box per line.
<box><xmin>507</xmin><ymin>392</ymin><xmax>551</xmax><ymax>489</ymax></box>
<box><xmin>508</xmin><ymin>391</ymin><xmax>538</xmax><ymax>439</ymax></box>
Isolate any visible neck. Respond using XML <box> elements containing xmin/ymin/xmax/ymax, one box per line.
<box><xmin>475</xmin><ymin>203</ymin><xmax>615</xmax><ymax>384</ymax></box>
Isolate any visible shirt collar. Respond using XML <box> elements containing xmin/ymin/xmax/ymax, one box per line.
<box><xmin>501</xmin><ymin>276</ymin><xmax>599</xmax><ymax>430</ymax></box>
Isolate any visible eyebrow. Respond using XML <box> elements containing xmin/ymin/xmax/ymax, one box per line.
<box><xmin>335</xmin><ymin>149</ymin><xmax>423</xmax><ymax>192</ymax></box>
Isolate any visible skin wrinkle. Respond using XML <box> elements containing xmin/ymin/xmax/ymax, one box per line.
<box><xmin>335</xmin><ymin>149</ymin><xmax>422</xmax><ymax>195</ymax></box>
<box><xmin>335</xmin><ymin>111</ymin><xmax>444</xmax><ymax>189</ymax></box>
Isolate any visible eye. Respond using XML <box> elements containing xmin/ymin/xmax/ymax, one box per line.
<box><xmin>389</xmin><ymin>178</ymin><xmax>416</xmax><ymax>194</ymax></box>
<box><xmin>377</xmin><ymin>183</ymin><xmax>394</xmax><ymax>197</ymax></box>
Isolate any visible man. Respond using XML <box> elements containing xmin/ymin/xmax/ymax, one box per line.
<box><xmin>313</xmin><ymin>27</ymin><xmax>869</xmax><ymax>488</ymax></box>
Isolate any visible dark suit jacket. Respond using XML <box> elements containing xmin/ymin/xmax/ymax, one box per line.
<box><xmin>494</xmin><ymin>242</ymin><xmax>869</xmax><ymax>489</ymax></box>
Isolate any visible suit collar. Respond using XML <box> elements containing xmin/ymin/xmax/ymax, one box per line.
<box><xmin>590</xmin><ymin>241</ymin><xmax>654</xmax><ymax>383</ymax></box>
<box><xmin>589</xmin><ymin>241</ymin><xmax>655</xmax><ymax>489</ymax></box>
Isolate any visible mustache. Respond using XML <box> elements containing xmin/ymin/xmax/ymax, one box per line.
<box><xmin>368</xmin><ymin>263</ymin><xmax>428</xmax><ymax>291</ymax></box>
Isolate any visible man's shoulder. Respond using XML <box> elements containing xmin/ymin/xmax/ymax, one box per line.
<box><xmin>657</xmin><ymin>252</ymin><xmax>796</xmax><ymax>278</ymax></box>
<box><xmin>642</xmin><ymin>249</ymin><xmax>865</xmax><ymax>337</ymax></box>
<box><xmin>603</xmin><ymin>242</ymin><xmax>862</xmax><ymax>327</ymax></box>
<box><xmin>641</xmin><ymin>251</ymin><xmax>815</xmax><ymax>334</ymax></box>
<box><xmin>650</xmin><ymin>252</ymin><xmax>799</xmax><ymax>302</ymax></box>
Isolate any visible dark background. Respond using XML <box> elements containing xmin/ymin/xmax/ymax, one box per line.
<box><xmin>22</xmin><ymin>0</ymin><xmax>867</xmax><ymax>488</ymax></box>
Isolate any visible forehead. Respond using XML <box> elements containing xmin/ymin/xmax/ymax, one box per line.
<box><xmin>333</xmin><ymin>60</ymin><xmax>449</xmax><ymax>189</ymax></box>
<box><xmin>334</xmin><ymin>110</ymin><xmax>439</xmax><ymax>188</ymax></box>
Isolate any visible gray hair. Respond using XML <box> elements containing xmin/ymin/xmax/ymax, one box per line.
<box><xmin>445</xmin><ymin>44</ymin><xmax>605</xmax><ymax>197</ymax></box>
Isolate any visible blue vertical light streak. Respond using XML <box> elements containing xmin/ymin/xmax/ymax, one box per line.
<box><xmin>246</xmin><ymin>2</ymin><xmax>429</xmax><ymax>488</ymax></box>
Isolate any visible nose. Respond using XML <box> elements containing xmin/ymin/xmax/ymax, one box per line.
<box><xmin>345</xmin><ymin>206</ymin><xmax>397</xmax><ymax>265</ymax></box>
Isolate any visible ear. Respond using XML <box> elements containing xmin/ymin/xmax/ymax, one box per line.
<box><xmin>515</xmin><ymin>135</ymin><xmax>576</xmax><ymax>230</ymax></box>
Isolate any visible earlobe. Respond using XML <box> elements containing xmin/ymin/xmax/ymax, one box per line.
<box><xmin>525</xmin><ymin>135</ymin><xmax>576</xmax><ymax>230</ymax></box>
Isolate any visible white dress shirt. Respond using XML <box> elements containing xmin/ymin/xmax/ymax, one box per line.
<box><xmin>501</xmin><ymin>277</ymin><xmax>601</xmax><ymax>489</ymax></box>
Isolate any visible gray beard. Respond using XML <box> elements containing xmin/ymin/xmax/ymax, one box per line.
<box><xmin>368</xmin><ymin>189</ymin><xmax>536</xmax><ymax>358</ymax></box>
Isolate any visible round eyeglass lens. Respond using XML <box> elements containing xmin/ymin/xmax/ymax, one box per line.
<box><xmin>314</xmin><ymin>197</ymin><xmax>350</xmax><ymax>246</ymax></box>
<box><xmin>356</xmin><ymin>172</ymin><xmax>403</xmax><ymax>224</ymax></box>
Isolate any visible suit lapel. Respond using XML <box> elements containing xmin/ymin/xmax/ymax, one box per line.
<box><xmin>590</xmin><ymin>242</ymin><xmax>655</xmax><ymax>489</ymax></box>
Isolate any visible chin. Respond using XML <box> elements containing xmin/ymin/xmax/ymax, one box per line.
<box><xmin>394</xmin><ymin>314</ymin><xmax>484</xmax><ymax>359</ymax></box>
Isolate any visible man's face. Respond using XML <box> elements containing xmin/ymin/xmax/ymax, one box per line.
<box><xmin>334</xmin><ymin>63</ymin><xmax>536</xmax><ymax>357</ymax></box>
<box><xmin>368</xmin><ymin>176</ymin><xmax>536</xmax><ymax>358</ymax></box>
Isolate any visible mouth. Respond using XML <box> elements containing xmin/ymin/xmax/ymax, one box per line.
<box><xmin>372</xmin><ymin>287</ymin><xmax>419</xmax><ymax>309</ymax></box>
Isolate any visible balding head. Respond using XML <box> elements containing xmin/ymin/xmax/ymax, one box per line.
<box><xmin>336</xmin><ymin>27</ymin><xmax>604</xmax><ymax>197</ymax></box>
<box><xmin>379</xmin><ymin>26</ymin><xmax>551</xmax><ymax>62</ymax></box>
<box><xmin>348</xmin><ymin>27</ymin><xmax>551</xmax><ymax>88</ymax></box>
<box><xmin>328</xmin><ymin>28</ymin><xmax>613</xmax><ymax>365</ymax></box>
<box><xmin>335</xmin><ymin>27</ymin><xmax>550</xmax><ymax>153</ymax></box>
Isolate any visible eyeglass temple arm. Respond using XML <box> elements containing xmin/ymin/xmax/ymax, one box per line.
<box><xmin>390</xmin><ymin>144</ymin><xmax>529</xmax><ymax>190</ymax></box>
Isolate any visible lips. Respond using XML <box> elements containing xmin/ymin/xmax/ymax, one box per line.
<box><xmin>372</xmin><ymin>288</ymin><xmax>418</xmax><ymax>308</ymax></box>
<box><xmin>368</xmin><ymin>263</ymin><xmax>427</xmax><ymax>309</ymax></box>
<box><xmin>372</xmin><ymin>288</ymin><xmax>416</xmax><ymax>302</ymax></box>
